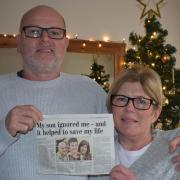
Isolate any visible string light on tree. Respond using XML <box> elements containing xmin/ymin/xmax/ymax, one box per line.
<box><xmin>151</xmin><ymin>63</ymin><xmax>155</xmax><ymax>67</ymax></box>
<box><xmin>162</xmin><ymin>86</ymin><xmax>166</xmax><ymax>91</ymax></box>
<box><xmin>151</xmin><ymin>32</ymin><xmax>158</xmax><ymax>39</ymax></box>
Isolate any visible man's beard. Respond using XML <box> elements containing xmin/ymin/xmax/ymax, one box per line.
<box><xmin>24</xmin><ymin>56</ymin><xmax>62</xmax><ymax>74</ymax></box>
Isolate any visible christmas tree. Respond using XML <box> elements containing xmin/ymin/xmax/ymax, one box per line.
<box><xmin>124</xmin><ymin>15</ymin><xmax>180</xmax><ymax>130</ymax></box>
<box><xmin>87</xmin><ymin>58</ymin><xmax>110</xmax><ymax>93</ymax></box>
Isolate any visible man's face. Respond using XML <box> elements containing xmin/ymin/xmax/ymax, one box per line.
<box><xmin>17</xmin><ymin>8</ymin><xmax>69</xmax><ymax>74</ymax></box>
<box><xmin>58</xmin><ymin>142</ymin><xmax>68</xmax><ymax>156</ymax></box>
<box><xmin>69</xmin><ymin>141</ymin><xmax>78</xmax><ymax>154</ymax></box>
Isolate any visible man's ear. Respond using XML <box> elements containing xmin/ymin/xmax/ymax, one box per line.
<box><xmin>152</xmin><ymin>106</ymin><xmax>162</xmax><ymax>124</ymax></box>
<box><xmin>64</xmin><ymin>37</ymin><xmax>69</xmax><ymax>50</ymax></box>
<box><xmin>16</xmin><ymin>34</ymin><xmax>22</xmax><ymax>53</ymax></box>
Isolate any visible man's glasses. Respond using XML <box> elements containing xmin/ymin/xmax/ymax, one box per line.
<box><xmin>111</xmin><ymin>94</ymin><xmax>157</xmax><ymax>110</ymax></box>
<box><xmin>22</xmin><ymin>26</ymin><xmax>66</xmax><ymax>39</ymax></box>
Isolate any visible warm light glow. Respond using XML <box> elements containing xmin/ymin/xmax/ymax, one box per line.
<box><xmin>163</xmin><ymin>56</ymin><xmax>167</xmax><ymax>60</ymax></box>
<box><xmin>3</xmin><ymin>34</ymin><xmax>7</xmax><ymax>37</ymax></box>
<box><xmin>162</xmin><ymin>55</ymin><xmax>170</xmax><ymax>61</ymax></box>
<box><xmin>122</xmin><ymin>38</ymin><xmax>126</xmax><ymax>42</ymax></box>
<box><xmin>162</xmin><ymin>86</ymin><xmax>166</xmax><ymax>90</ymax></box>
<box><xmin>155</xmin><ymin>55</ymin><xmax>160</xmax><ymax>58</ymax></box>
<box><xmin>66</xmin><ymin>34</ymin><xmax>71</xmax><ymax>39</ymax></box>
<box><xmin>165</xmin><ymin>99</ymin><xmax>169</xmax><ymax>104</ymax></box>
<box><xmin>88</xmin><ymin>38</ymin><xmax>94</xmax><ymax>41</ymax></box>
<box><xmin>151</xmin><ymin>63</ymin><xmax>155</xmax><ymax>67</ymax></box>
<box><xmin>133</xmin><ymin>47</ymin><xmax>136</xmax><ymax>50</ymax></box>
<box><xmin>151</xmin><ymin>32</ymin><xmax>157</xmax><ymax>39</ymax></box>
<box><xmin>82</xmin><ymin>43</ymin><xmax>86</xmax><ymax>47</ymax></box>
<box><xmin>74</xmin><ymin>34</ymin><xmax>78</xmax><ymax>39</ymax></box>
<box><xmin>153</xmin><ymin>32</ymin><xmax>157</xmax><ymax>36</ymax></box>
<box><xmin>98</xmin><ymin>43</ymin><xmax>102</xmax><ymax>48</ymax></box>
<box><xmin>103</xmin><ymin>36</ymin><xmax>109</xmax><ymax>42</ymax></box>
<box><xmin>13</xmin><ymin>34</ymin><xmax>16</xmax><ymax>37</ymax></box>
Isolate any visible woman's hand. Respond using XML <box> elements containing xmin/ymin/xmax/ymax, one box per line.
<box><xmin>169</xmin><ymin>135</ymin><xmax>180</xmax><ymax>171</ymax></box>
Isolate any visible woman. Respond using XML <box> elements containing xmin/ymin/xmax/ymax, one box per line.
<box><xmin>107</xmin><ymin>64</ymin><xmax>179</xmax><ymax>180</ymax></box>
<box><xmin>78</xmin><ymin>140</ymin><xmax>92</xmax><ymax>160</ymax></box>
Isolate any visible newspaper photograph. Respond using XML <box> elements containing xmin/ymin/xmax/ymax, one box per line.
<box><xmin>36</xmin><ymin>114</ymin><xmax>115</xmax><ymax>175</ymax></box>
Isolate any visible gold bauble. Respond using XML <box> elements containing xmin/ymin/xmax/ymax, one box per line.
<box><xmin>161</xmin><ymin>54</ymin><xmax>170</xmax><ymax>63</ymax></box>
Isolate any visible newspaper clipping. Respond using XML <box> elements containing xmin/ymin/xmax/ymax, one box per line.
<box><xmin>36</xmin><ymin>114</ymin><xmax>115</xmax><ymax>175</ymax></box>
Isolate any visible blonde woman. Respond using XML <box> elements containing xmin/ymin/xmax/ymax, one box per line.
<box><xmin>107</xmin><ymin>65</ymin><xmax>180</xmax><ymax>180</ymax></box>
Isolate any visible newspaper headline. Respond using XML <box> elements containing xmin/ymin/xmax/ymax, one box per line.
<box><xmin>36</xmin><ymin>114</ymin><xmax>115</xmax><ymax>175</ymax></box>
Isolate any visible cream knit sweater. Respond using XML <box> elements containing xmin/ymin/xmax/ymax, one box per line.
<box><xmin>0</xmin><ymin>72</ymin><xmax>107</xmax><ymax>180</ymax></box>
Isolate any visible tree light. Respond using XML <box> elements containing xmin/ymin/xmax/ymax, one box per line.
<box><xmin>162</xmin><ymin>86</ymin><xmax>166</xmax><ymax>90</ymax></box>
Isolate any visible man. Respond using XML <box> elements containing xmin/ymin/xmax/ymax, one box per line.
<box><xmin>0</xmin><ymin>5</ymin><xmax>179</xmax><ymax>180</ymax></box>
<box><xmin>67</xmin><ymin>137</ymin><xmax>81</xmax><ymax>160</ymax></box>
<box><xmin>0</xmin><ymin>5</ymin><xmax>106</xmax><ymax>180</ymax></box>
<box><xmin>56</xmin><ymin>139</ymin><xmax>69</xmax><ymax>161</ymax></box>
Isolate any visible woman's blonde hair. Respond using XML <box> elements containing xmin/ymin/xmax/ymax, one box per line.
<box><xmin>107</xmin><ymin>64</ymin><xmax>162</xmax><ymax>112</ymax></box>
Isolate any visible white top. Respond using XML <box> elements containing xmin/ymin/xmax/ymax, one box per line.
<box><xmin>115</xmin><ymin>138</ymin><xmax>151</xmax><ymax>167</ymax></box>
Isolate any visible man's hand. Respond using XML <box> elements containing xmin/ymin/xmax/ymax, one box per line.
<box><xmin>169</xmin><ymin>135</ymin><xmax>180</xmax><ymax>171</ymax></box>
<box><xmin>5</xmin><ymin>105</ymin><xmax>43</xmax><ymax>137</ymax></box>
<box><xmin>110</xmin><ymin>165</ymin><xmax>136</xmax><ymax>180</ymax></box>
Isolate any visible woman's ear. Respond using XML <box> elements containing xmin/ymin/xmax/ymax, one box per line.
<box><xmin>152</xmin><ymin>106</ymin><xmax>162</xmax><ymax>123</ymax></box>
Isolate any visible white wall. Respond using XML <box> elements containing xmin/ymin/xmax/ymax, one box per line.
<box><xmin>0</xmin><ymin>48</ymin><xmax>115</xmax><ymax>83</ymax></box>
<box><xmin>0</xmin><ymin>48</ymin><xmax>22</xmax><ymax>74</ymax></box>
<box><xmin>0</xmin><ymin>0</ymin><xmax>179</xmax><ymax>68</ymax></box>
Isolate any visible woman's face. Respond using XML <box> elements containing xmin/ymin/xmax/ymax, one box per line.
<box><xmin>80</xmin><ymin>145</ymin><xmax>88</xmax><ymax>155</ymax></box>
<box><xmin>112</xmin><ymin>82</ymin><xmax>161</xmax><ymax>139</ymax></box>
